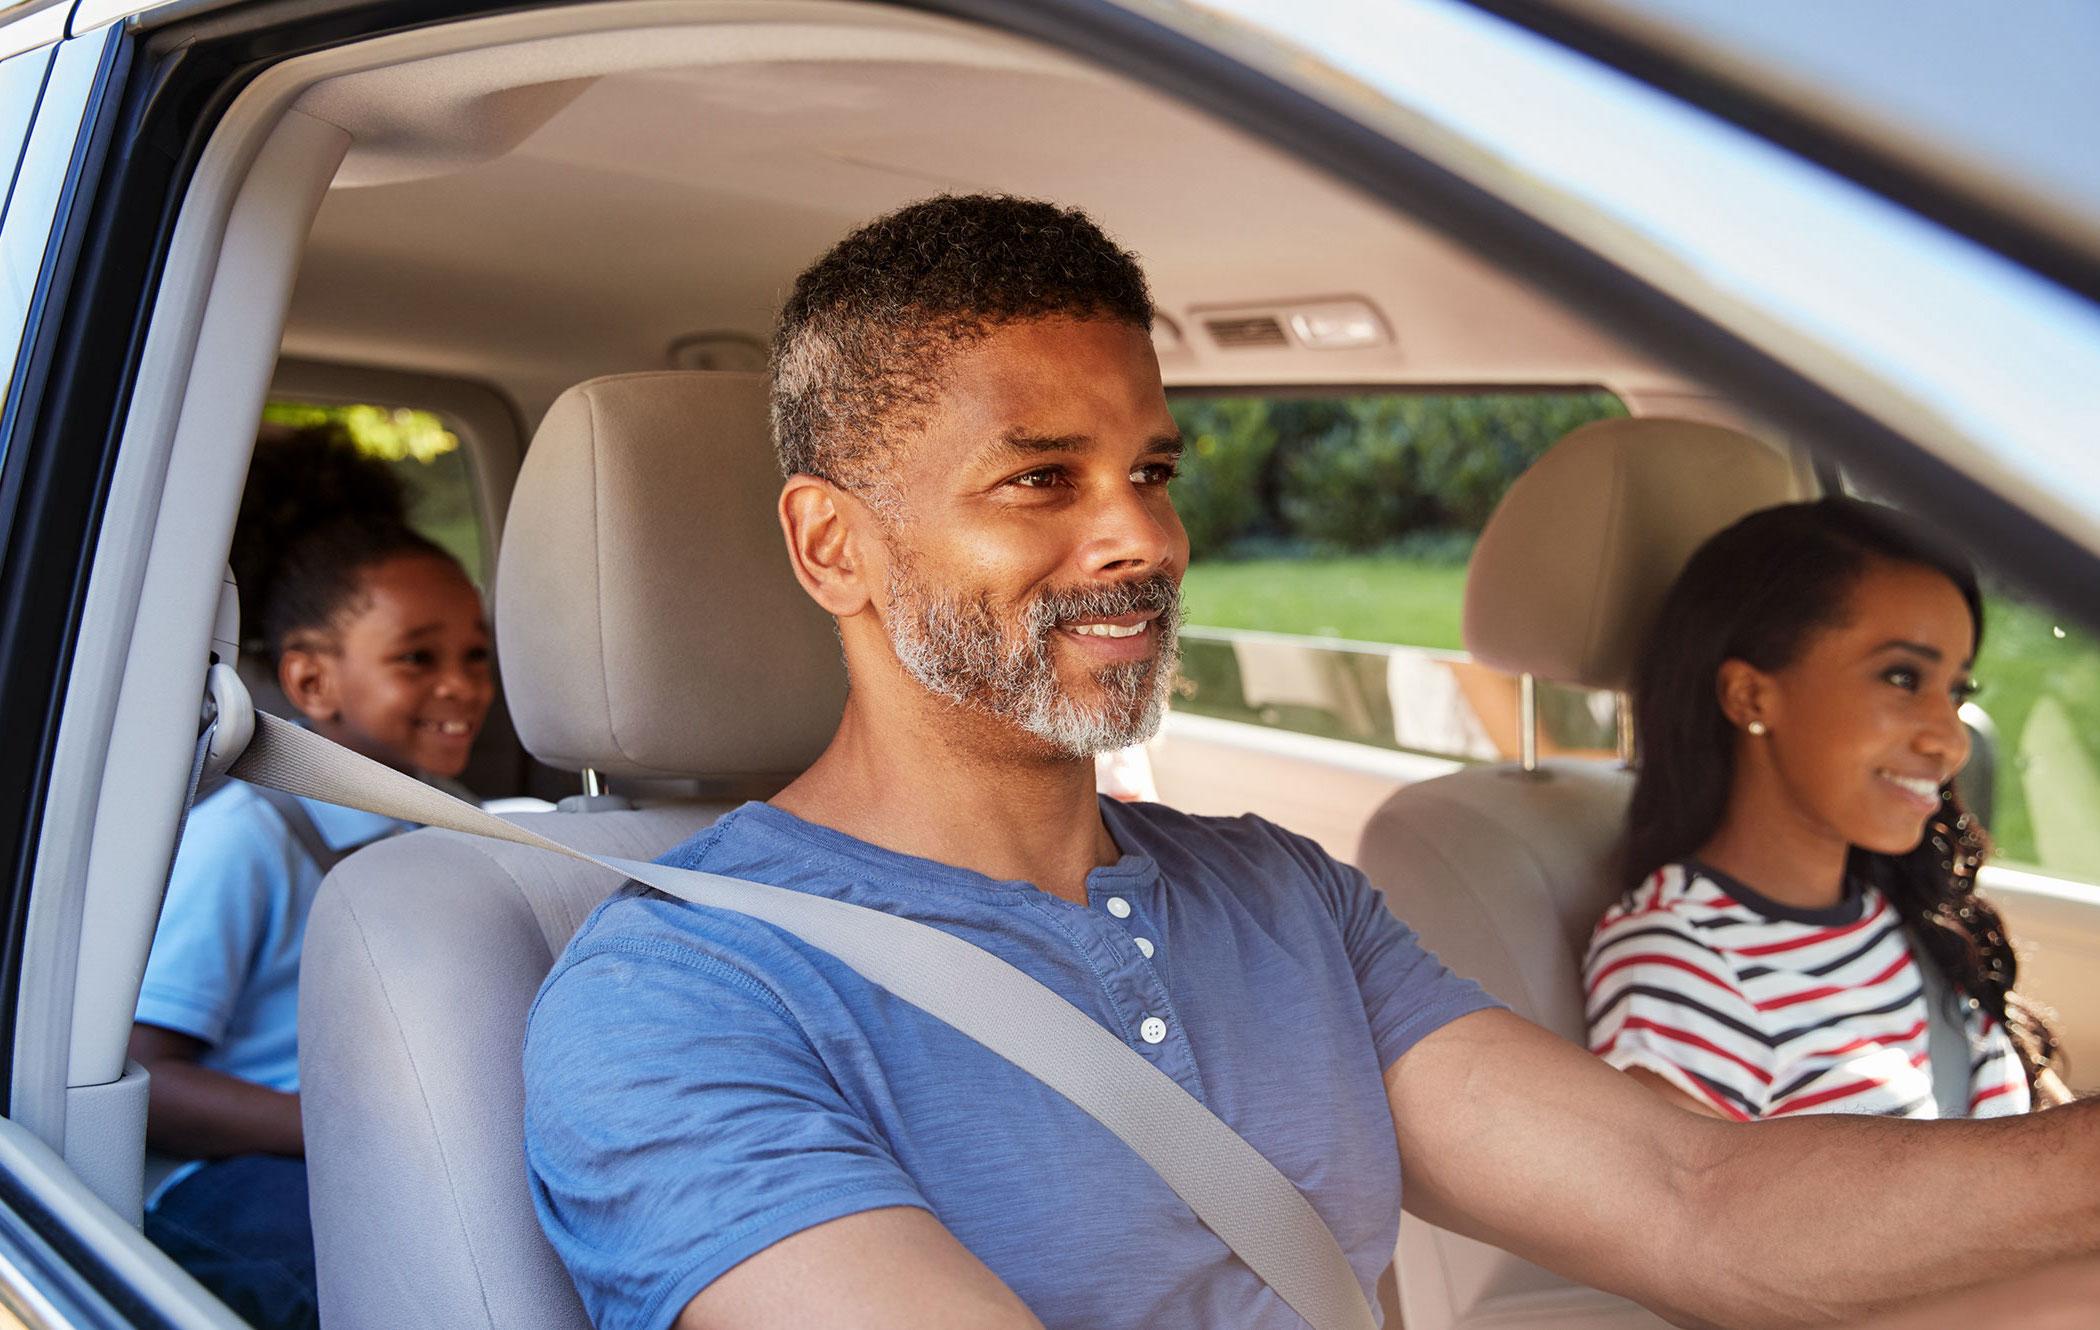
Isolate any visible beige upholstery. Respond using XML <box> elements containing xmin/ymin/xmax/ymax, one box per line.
<box><xmin>301</xmin><ymin>808</ymin><xmax>717</xmax><ymax>1330</ymax></box>
<box><xmin>1463</xmin><ymin>417</ymin><xmax>1800</xmax><ymax>692</ymax></box>
<box><xmin>1361</xmin><ymin>419</ymin><xmax>1801</xmax><ymax>1330</ymax></box>
<box><xmin>495</xmin><ymin>371</ymin><xmax>847</xmax><ymax>780</ymax></box>
<box><xmin>302</xmin><ymin>372</ymin><xmax>846</xmax><ymax>1330</ymax></box>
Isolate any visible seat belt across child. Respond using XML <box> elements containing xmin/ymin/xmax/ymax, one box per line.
<box><xmin>224</xmin><ymin>709</ymin><xmax>1379</xmax><ymax>1330</ymax></box>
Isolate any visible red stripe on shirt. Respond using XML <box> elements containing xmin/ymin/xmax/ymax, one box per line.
<box><xmin>1593</xmin><ymin>1017</ymin><xmax>1773</xmax><ymax>1085</ymax></box>
<box><xmin>1769</xmin><ymin>1076</ymin><xmax>1891</xmax><ymax>1115</ymax></box>
<box><xmin>1805</xmin><ymin>1020</ymin><xmax>1928</xmax><ymax>1061</ymax></box>
<box><xmin>1586</xmin><ymin>952</ymin><xmax>1738</xmax><ymax>999</ymax></box>
<box><xmin>1754</xmin><ymin>952</ymin><xmax>1912</xmax><ymax>1012</ymax></box>
<box><xmin>1725</xmin><ymin>899</ymin><xmax>1886</xmax><ymax>956</ymax></box>
<box><xmin>1970</xmin><ymin>1080</ymin><xmax>2021</xmax><ymax>1111</ymax></box>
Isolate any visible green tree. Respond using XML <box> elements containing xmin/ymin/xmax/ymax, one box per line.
<box><xmin>1167</xmin><ymin>397</ymin><xmax>1279</xmax><ymax>557</ymax></box>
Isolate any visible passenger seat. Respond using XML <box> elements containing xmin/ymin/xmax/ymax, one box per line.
<box><xmin>1358</xmin><ymin>418</ymin><xmax>1803</xmax><ymax>1330</ymax></box>
<box><xmin>297</xmin><ymin>372</ymin><xmax>846</xmax><ymax>1330</ymax></box>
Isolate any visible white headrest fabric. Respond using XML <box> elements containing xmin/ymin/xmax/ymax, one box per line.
<box><xmin>495</xmin><ymin>372</ymin><xmax>847</xmax><ymax>780</ymax></box>
<box><xmin>1462</xmin><ymin>417</ymin><xmax>1803</xmax><ymax>692</ymax></box>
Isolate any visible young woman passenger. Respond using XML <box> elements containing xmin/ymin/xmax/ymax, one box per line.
<box><xmin>130</xmin><ymin>431</ymin><xmax>495</xmax><ymax>1330</ymax></box>
<box><xmin>1586</xmin><ymin>497</ymin><xmax>2067</xmax><ymax>1123</ymax></box>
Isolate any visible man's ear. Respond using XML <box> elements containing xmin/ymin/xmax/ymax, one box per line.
<box><xmin>278</xmin><ymin>643</ymin><xmax>342</xmax><ymax>726</ymax></box>
<box><xmin>779</xmin><ymin>475</ymin><xmax>876</xmax><ymax>619</ymax></box>
<box><xmin>1714</xmin><ymin>658</ymin><xmax>1777</xmax><ymax>733</ymax></box>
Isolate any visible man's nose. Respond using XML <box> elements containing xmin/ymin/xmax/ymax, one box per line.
<box><xmin>1080</xmin><ymin>482</ymin><xmax>1181</xmax><ymax>575</ymax></box>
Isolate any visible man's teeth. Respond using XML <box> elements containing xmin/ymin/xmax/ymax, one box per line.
<box><xmin>422</xmin><ymin>720</ymin><xmax>471</xmax><ymax>736</ymax></box>
<box><xmin>1066</xmin><ymin>621</ymin><xmax>1147</xmax><ymax>639</ymax></box>
<box><xmin>1880</xmin><ymin>771</ymin><xmax>1940</xmax><ymax>801</ymax></box>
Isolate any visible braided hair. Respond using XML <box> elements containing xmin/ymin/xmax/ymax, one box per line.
<box><xmin>1626</xmin><ymin>497</ymin><xmax>2061</xmax><ymax>1092</ymax></box>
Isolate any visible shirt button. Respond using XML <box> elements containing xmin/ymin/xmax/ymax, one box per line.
<box><xmin>1106</xmin><ymin>896</ymin><xmax>1132</xmax><ymax>919</ymax></box>
<box><xmin>1134</xmin><ymin>936</ymin><xmax>1155</xmax><ymax>959</ymax></box>
<box><xmin>1139</xmin><ymin>1016</ymin><xmax>1168</xmax><ymax>1044</ymax></box>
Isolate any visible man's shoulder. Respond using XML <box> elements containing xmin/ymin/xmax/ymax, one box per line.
<box><xmin>1109</xmin><ymin>798</ymin><xmax>1339</xmax><ymax>876</ymax></box>
<box><xmin>531</xmin><ymin>883</ymin><xmax>815</xmax><ymax>1055</ymax></box>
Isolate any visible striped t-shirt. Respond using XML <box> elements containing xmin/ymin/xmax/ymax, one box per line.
<box><xmin>1585</xmin><ymin>861</ymin><xmax>2028</xmax><ymax>1121</ymax></box>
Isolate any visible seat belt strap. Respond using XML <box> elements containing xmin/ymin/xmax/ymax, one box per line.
<box><xmin>227</xmin><ymin>711</ymin><xmax>1377</xmax><ymax>1330</ymax></box>
<box><xmin>1910</xmin><ymin>935</ymin><xmax>1974</xmax><ymax>1118</ymax></box>
<box><xmin>253</xmin><ymin>786</ymin><xmax>355</xmax><ymax>876</ymax></box>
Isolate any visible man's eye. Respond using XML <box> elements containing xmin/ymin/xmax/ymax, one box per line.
<box><xmin>1011</xmin><ymin>467</ymin><xmax>1067</xmax><ymax>489</ymax></box>
<box><xmin>1135</xmin><ymin>461</ymin><xmax>1180</xmax><ymax>484</ymax></box>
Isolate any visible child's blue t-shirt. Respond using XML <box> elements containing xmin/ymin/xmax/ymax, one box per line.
<box><xmin>136</xmin><ymin>779</ymin><xmax>407</xmax><ymax>1091</ymax></box>
<box><xmin>524</xmin><ymin>798</ymin><xmax>1502</xmax><ymax>1330</ymax></box>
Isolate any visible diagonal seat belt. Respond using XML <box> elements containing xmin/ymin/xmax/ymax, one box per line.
<box><xmin>1910</xmin><ymin>935</ymin><xmax>1976</xmax><ymax>1118</ymax></box>
<box><xmin>226</xmin><ymin>709</ymin><xmax>1379</xmax><ymax>1330</ymax></box>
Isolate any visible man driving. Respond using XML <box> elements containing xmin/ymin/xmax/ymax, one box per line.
<box><xmin>522</xmin><ymin>195</ymin><xmax>2099</xmax><ymax>1330</ymax></box>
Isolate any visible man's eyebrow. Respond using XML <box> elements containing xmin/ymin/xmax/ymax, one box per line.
<box><xmin>981</xmin><ymin>431</ymin><xmax>1186</xmax><ymax>460</ymax></box>
<box><xmin>987</xmin><ymin>431</ymin><xmax>1088</xmax><ymax>459</ymax></box>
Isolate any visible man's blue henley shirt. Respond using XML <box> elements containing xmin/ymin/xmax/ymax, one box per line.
<box><xmin>524</xmin><ymin>797</ymin><xmax>1500</xmax><ymax>1330</ymax></box>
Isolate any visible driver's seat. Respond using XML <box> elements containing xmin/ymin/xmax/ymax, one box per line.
<box><xmin>298</xmin><ymin>372</ymin><xmax>846</xmax><ymax>1330</ymax></box>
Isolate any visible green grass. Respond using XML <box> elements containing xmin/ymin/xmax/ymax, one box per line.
<box><xmin>1181</xmin><ymin>557</ymin><xmax>1468</xmax><ymax>650</ymax></box>
<box><xmin>1180</xmin><ymin>555</ymin><xmax>2100</xmax><ymax>876</ymax></box>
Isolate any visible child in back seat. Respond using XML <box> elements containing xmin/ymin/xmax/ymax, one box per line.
<box><xmin>130</xmin><ymin>429</ymin><xmax>495</xmax><ymax>1330</ymax></box>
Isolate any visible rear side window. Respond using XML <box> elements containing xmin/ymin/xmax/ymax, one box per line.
<box><xmin>1969</xmin><ymin>590</ymin><xmax>2100</xmax><ymax>880</ymax></box>
<box><xmin>260</xmin><ymin>400</ymin><xmax>487</xmax><ymax>585</ymax></box>
<box><xmin>1167</xmin><ymin>389</ymin><xmax>1627</xmax><ymax>762</ymax></box>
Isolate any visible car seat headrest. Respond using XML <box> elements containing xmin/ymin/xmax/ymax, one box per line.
<box><xmin>495</xmin><ymin>371</ymin><xmax>847</xmax><ymax>781</ymax></box>
<box><xmin>1462</xmin><ymin>417</ymin><xmax>1804</xmax><ymax>693</ymax></box>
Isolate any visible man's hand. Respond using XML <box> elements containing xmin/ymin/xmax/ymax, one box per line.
<box><xmin>675</xmin><ymin>1207</ymin><xmax>1044</xmax><ymax>1330</ymax></box>
<box><xmin>1388</xmin><ymin>1009</ymin><xmax>2100</xmax><ymax>1329</ymax></box>
<box><xmin>129</xmin><ymin>1022</ymin><xmax>302</xmax><ymax>1159</ymax></box>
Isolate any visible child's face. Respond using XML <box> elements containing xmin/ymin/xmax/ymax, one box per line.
<box><xmin>283</xmin><ymin>554</ymin><xmax>495</xmax><ymax>778</ymax></box>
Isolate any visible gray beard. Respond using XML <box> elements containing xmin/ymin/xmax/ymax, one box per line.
<box><xmin>883</xmin><ymin>553</ymin><xmax>1180</xmax><ymax>759</ymax></box>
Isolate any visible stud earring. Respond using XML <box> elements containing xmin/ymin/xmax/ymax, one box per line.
<box><xmin>1746</xmin><ymin>720</ymin><xmax>1768</xmax><ymax>736</ymax></box>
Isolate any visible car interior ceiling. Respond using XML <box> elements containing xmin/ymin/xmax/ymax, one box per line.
<box><xmin>277</xmin><ymin>8</ymin><xmax>1708</xmax><ymax>426</ymax></box>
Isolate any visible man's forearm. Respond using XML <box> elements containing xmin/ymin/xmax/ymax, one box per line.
<box><xmin>1685</xmin><ymin>1096</ymin><xmax>2100</xmax><ymax>1327</ymax></box>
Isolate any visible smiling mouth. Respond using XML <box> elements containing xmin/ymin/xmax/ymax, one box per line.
<box><xmin>1064</xmin><ymin>621</ymin><xmax>1150</xmax><ymax>639</ymax></box>
<box><xmin>417</xmin><ymin>719</ymin><xmax>475</xmax><ymax>738</ymax></box>
<box><xmin>1877</xmin><ymin>769</ymin><xmax>1942</xmax><ymax>806</ymax></box>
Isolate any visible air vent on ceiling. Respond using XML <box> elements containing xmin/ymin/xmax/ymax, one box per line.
<box><xmin>1202</xmin><ymin>315</ymin><xmax>1291</xmax><ymax>349</ymax></box>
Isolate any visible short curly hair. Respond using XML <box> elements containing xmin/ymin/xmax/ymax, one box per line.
<box><xmin>771</xmin><ymin>195</ymin><xmax>1153</xmax><ymax>497</ymax></box>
